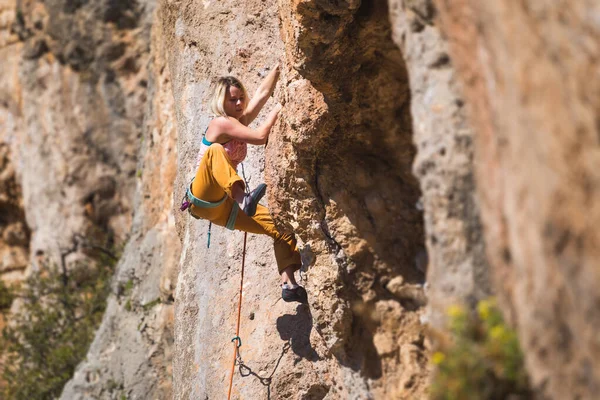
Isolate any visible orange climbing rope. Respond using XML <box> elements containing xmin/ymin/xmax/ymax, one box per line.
<box><xmin>227</xmin><ymin>231</ymin><xmax>248</xmax><ymax>400</ymax></box>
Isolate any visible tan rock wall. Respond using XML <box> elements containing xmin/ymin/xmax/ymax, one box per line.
<box><xmin>60</xmin><ymin>2</ymin><xmax>181</xmax><ymax>399</ymax></box>
<box><xmin>269</xmin><ymin>0</ymin><xmax>431</xmax><ymax>397</ymax></box>
<box><xmin>0</xmin><ymin>0</ymin><xmax>28</xmax><ymax>334</ymax></box>
<box><xmin>9</xmin><ymin>0</ymin><xmax>149</xmax><ymax>262</ymax></box>
<box><xmin>387</xmin><ymin>0</ymin><xmax>491</xmax><ymax>327</ymax></box>
<box><xmin>12</xmin><ymin>0</ymin><xmax>599</xmax><ymax>398</ymax></box>
<box><xmin>163</xmin><ymin>1</ymin><xmax>340</xmax><ymax>398</ymax></box>
<box><xmin>168</xmin><ymin>0</ymin><xmax>436</xmax><ymax>398</ymax></box>
<box><xmin>0</xmin><ymin>121</ymin><xmax>28</xmax><ymax>288</ymax></box>
<box><xmin>434</xmin><ymin>0</ymin><xmax>600</xmax><ymax>398</ymax></box>
<box><xmin>0</xmin><ymin>0</ymin><xmax>181</xmax><ymax>398</ymax></box>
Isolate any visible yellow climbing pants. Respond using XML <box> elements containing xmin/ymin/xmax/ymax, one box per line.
<box><xmin>190</xmin><ymin>143</ymin><xmax>301</xmax><ymax>274</ymax></box>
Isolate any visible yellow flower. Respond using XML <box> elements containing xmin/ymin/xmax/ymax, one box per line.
<box><xmin>432</xmin><ymin>351</ymin><xmax>446</xmax><ymax>365</ymax></box>
<box><xmin>477</xmin><ymin>299</ymin><xmax>494</xmax><ymax>320</ymax></box>
<box><xmin>490</xmin><ymin>325</ymin><xmax>506</xmax><ymax>341</ymax></box>
<box><xmin>447</xmin><ymin>304</ymin><xmax>465</xmax><ymax>318</ymax></box>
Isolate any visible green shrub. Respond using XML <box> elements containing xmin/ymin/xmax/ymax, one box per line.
<box><xmin>124</xmin><ymin>279</ymin><xmax>134</xmax><ymax>294</ymax></box>
<box><xmin>0</xmin><ymin>280</ymin><xmax>14</xmax><ymax>312</ymax></box>
<box><xmin>430</xmin><ymin>298</ymin><xmax>532</xmax><ymax>400</ymax></box>
<box><xmin>142</xmin><ymin>297</ymin><xmax>161</xmax><ymax>311</ymax></box>
<box><xmin>125</xmin><ymin>298</ymin><xmax>133</xmax><ymax>312</ymax></box>
<box><xmin>0</xmin><ymin>249</ymin><xmax>119</xmax><ymax>400</ymax></box>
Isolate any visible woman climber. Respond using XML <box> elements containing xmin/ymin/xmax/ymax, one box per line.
<box><xmin>184</xmin><ymin>64</ymin><xmax>308</xmax><ymax>304</ymax></box>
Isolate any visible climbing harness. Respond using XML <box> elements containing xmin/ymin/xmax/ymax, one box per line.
<box><xmin>184</xmin><ymin>179</ymin><xmax>239</xmax><ymax>230</ymax></box>
<box><xmin>227</xmin><ymin>231</ymin><xmax>248</xmax><ymax>400</ymax></box>
<box><xmin>202</xmin><ymin>136</ymin><xmax>213</xmax><ymax>146</ymax></box>
<box><xmin>180</xmin><ymin>178</ymin><xmax>240</xmax><ymax>248</ymax></box>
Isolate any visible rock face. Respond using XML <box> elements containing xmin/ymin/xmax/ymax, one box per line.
<box><xmin>60</xmin><ymin>3</ymin><xmax>181</xmax><ymax>398</ymax></box>
<box><xmin>2</xmin><ymin>0</ymin><xmax>598</xmax><ymax>399</ymax></box>
<box><xmin>0</xmin><ymin>143</ymin><xmax>28</xmax><ymax>334</ymax></box>
<box><xmin>166</xmin><ymin>0</ymin><xmax>437</xmax><ymax>398</ymax></box>
<box><xmin>434</xmin><ymin>1</ymin><xmax>600</xmax><ymax>398</ymax></box>
<box><xmin>4</xmin><ymin>0</ymin><xmax>439</xmax><ymax>398</ymax></box>
<box><xmin>0</xmin><ymin>143</ymin><xmax>28</xmax><ymax>285</ymax></box>
<box><xmin>0</xmin><ymin>0</ymin><xmax>29</xmax><ymax>335</ymax></box>
<box><xmin>1</xmin><ymin>0</ymin><xmax>180</xmax><ymax>398</ymax></box>
<box><xmin>10</xmin><ymin>0</ymin><xmax>150</xmax><ymax>257</ymax></box>
<box><xmin>387</xmin><ymin>0</ymin><xmax>491</xmax><ymax>327</ymax></box>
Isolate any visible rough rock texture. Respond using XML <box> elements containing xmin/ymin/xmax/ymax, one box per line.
<box><xmin>0</xmin><ymin>0</ymin><xmax>29</xmax><ymax>300</ymax></box>
<box><xmin>387</xmin><ymin>0</ymin><xmax>491</xmax><ymax>327</ymax></box>
<box><xmin>0</xmin><ymin>2</ymin><xmax>27</xmax><ymax>352</ymax></box>
<box><xmin>10</xmin><ymin>0</ymin><xmax>150</xmax><ymax>259</ymax></box>
<box><xmin>168</xmin><ymin>0</ymin><xmax>431</xmax><ymax>399</ymax></box>
<box><xmin>270</xmin><ymin>0</ymin><xmax>431</xmax><ymax>397</ymax></box>
<box><xmin>60</xmin><ymin>4</ymin><xmax>181</xmax><ymax>398</ymax></box>
<box><xmin>0</xmin><ymin>0</ymin><xmax>180</xmax><ymax>398</ymax></box>
<box><xmin>434</xmin><ymin>1</ymin><xmax>600</xmax><ymax>398</ymax></box>
<box><xmin>9</xmin><ymin>0</ymin><xmax>599</xmax><ymax>398</ymax></box>
<box><xmin>163</xmin><ymin>1</ymin><xmax>350</xmax><ymax>398</ymax></box>
<box><xmin>1</xmin><ymin>0</ymin><xmax>493</xmax><ymax>397</ymax></box>
<box><xmin>3</xmin><ymin>0</ymin><xmax>450</xmax><ymax>397</ymax></box>
<box><xmin>0</xmin><ymin>144</ymin><xmax>28</xmax><ymax>334</ymax></box>
<box><xmin>0</xmin><ymin>143</ymin><xmax>28</xmax><ymax>285</ymax></box>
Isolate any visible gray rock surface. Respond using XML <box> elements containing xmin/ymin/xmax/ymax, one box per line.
<box><xmin>167</xmin><ymin>0</ymin><xmax>438</xmax><ymax>398</ymax></box>
<box><xmin>0</xmin><ymin>0</ymin><xmax>178</xmax><ymax>398</ymax></box>
<box><xmin>10</xmin><ymin>0</ymin><xmax>598</xmax><ymax>399</ymax></box>
<box><xmin>434</xmin><ymin>0</ymin><xmax>600</xmax><ymax>397</ymax></box>
<box><xmin>61</xmin><ymin>2</ymin><xmax>180</xmax><ymax>398</ymax></box>
<box><xmin>388</xmin><ymin>0</ymin><xmax>491</xmax><ymax>327</ymax></box>
<box><xmin>2</xmin><ymin>0</ymin><xmax>484</xmax><ymax>397</ymax></box>
<box><xmin>162</xmin><ymin>1</ymin><xmax>353</xmax><ymax>398</ymax></box>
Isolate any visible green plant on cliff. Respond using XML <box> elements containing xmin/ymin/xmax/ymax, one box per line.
<box><xmin>0</xmin><ymin>279</ymin><xmax>14</xmax><ymax>312</ymax></box>
<box><xmin>0</xmin><ymin>247</ymin><xmax>119</xmax><ymax>400</ymax></box>
<box><xmin>430</xmin><ymin>298</ymin><xmax>532</xmax><ymax>400</ymax></box>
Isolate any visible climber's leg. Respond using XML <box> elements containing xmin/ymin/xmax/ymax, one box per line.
<box><xmin>234</xmin><ymin>204</ymin><xmax>302</xmax><ymax>275</ymax></box>
<box><xmin>234</xmin><ymin>205</ymin><xmax>307</xmax><ymax>303</ymax></box>
<box><xmin>280</xmin><ymin>265</ymin><xmax>298</xmax><ymax>286</ymax></box>
<box><xmin>231</xmin><ymin>181</ymin><xmax>245</xmax><ymax>204</ymax></box>
<box><xmin>190</xmin><ymin>159</ymin><xmax>307</xmax><ymax>302</ymax></box>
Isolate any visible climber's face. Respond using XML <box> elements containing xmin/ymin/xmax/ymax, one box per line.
<box><xmin>224</xmin><ymin>85</ymin><xmax>245</xmax><ymax>119</ymax></box>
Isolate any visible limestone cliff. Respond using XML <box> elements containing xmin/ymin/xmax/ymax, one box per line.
<box><xmin>1</xmin><ymin>0</ymin><xmax>179</xmax><ymax>398</ymax></box>
<box><xmin>0</xmin><ymin>0</ymin><xmax>29</xmax><ymax>333</ymax></box>
<box><xmin>0</xmin><ymin>0</ymin><xmax>598</xmax><ymax>399</ymax></box>
<box><xmin>434</xmin><ymin>1</ymin><xmax>600</xmax><ymax>398</ymax></box>
<box><xmin>165</xmin><ymin>0</ymin><xmax>476</xmax><ymax>397</ymax></box>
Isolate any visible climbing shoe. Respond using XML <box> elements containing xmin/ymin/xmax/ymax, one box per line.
<box><xmin>282</xmin><ymin>285</ymin><xmax>308</xmax><ymax>304</ymax></box>
<box><xmin>242</xmin><ymin>183</ymin><xmax>267</xmax><ymax>217</ymax></box>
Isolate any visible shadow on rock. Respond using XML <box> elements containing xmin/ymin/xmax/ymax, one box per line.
<box><xmin>237</xmin><ymin>341</ymin><xmax>291</xmax><ymax>400</ymax></box>
<box><xmin>276</xmin><ymin>304</ymin><xmax>320</xmax><ymax>362</ymax></box>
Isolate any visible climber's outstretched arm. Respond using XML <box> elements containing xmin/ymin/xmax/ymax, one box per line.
<box><xmin>242</xmin><ymin>63</ymin><xmax>280</xmax><ymax>125</ymax></box>
<box><xmin>211</xmin><ymin>104</ymin><xmax>281</xmax><ymax>145</ymax></box>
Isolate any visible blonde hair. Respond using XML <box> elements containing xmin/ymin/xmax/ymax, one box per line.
<box><xmin>209</xmin><ymin>76</ymin><xmax>249</xmax><ymax>117</ymax></box>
